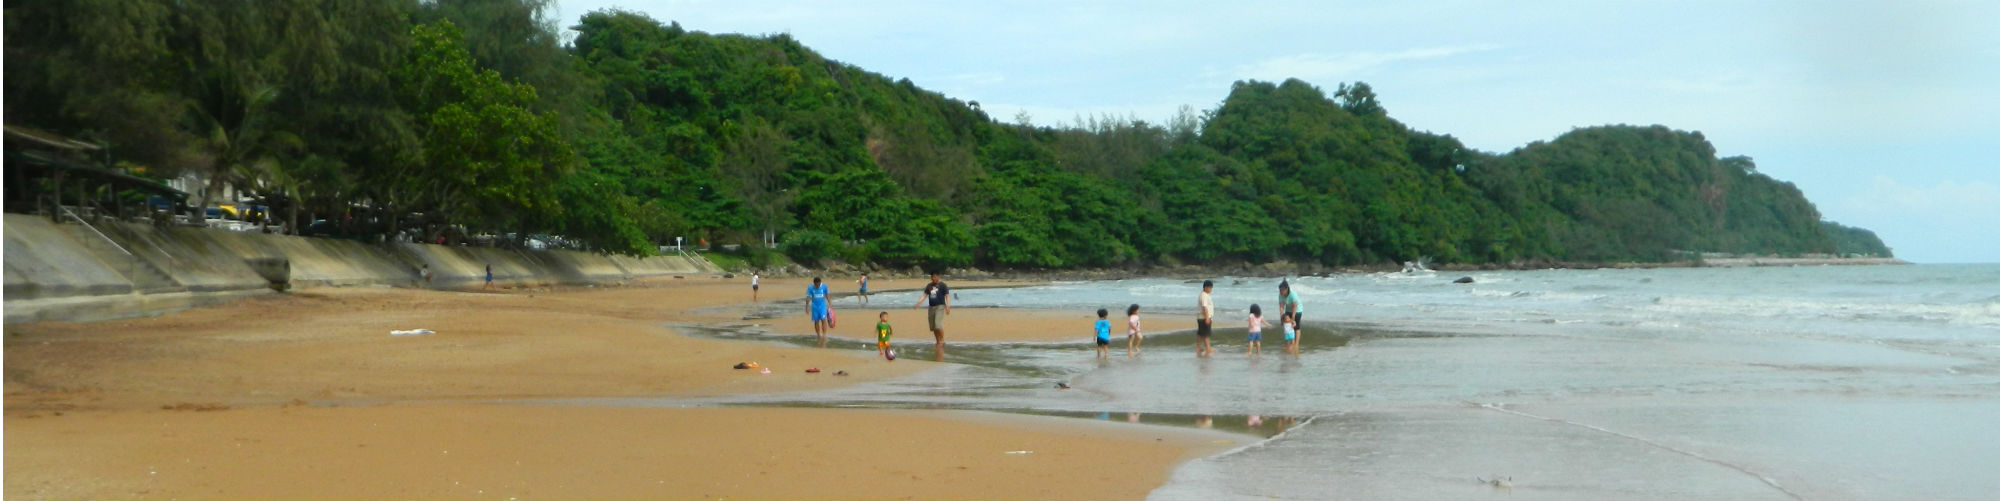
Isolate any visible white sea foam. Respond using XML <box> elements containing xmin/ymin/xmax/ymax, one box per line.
<box><xmin>1648</xmin><ymin>295</ymin><xmax>2000</xmax><ymax>328</ymax></box>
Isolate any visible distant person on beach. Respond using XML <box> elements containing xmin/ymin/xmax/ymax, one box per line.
<box><xmin>808</xmin><ymin>277</ymin><xmax>831</xmax><ymax>347</ymax></box>
<box><xmin>1247</xmin><ymin>304</ymin><xmax>1270</xmax><ymax>355</ymax></box>
<box><xmin>856</xmin><ymin>273</ymin><xmax>870</xmax><ymax>305</ymax></box>
<box><xmin>484</xmin><ymin>265</ymin><xmax>494</xmax><ymax>289</ymax></box>
<box><xmin>420</xmin><ymin>264</ymin><xmax>432</xmax><ymax>286</ymax></box>
<box><xmin>1126</xmin><ymin>304</ymin><xmax>1144</xmax><ymax>356</ymax></box>
<box><xmin>915</xmin><ymin>273</ymin><xmax>951</xmax><ymax>360</ymax></box>
<box><xmin>750</xmin><ymin>272</ymin><xmax>761</xmax><ymax>302</ymax></box>
<box><xmin>1094</xmin><ymin>308</ymin><xmax>1113</xmax><ymax>359</ymax></box>
<box><xmin>876</xmin><ymin>311</ymin><xmax>894</xmax><ymax>360</ymax></box>
<box><xmin>1197</xmin><ymin>280</ymin><xmax>1216</xmax><ymax>358</ymax></box>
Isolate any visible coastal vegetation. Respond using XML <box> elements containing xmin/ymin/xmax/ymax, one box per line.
<box><xmin>5</xmin><ymin>1</ymin><xmax>1892</xmax><ymax>268</ymax></box>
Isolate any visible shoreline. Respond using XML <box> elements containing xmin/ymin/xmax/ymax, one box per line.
<box><xmin>4</xmin><ymin>276</ymin><xmax>1252</xmax><ymax>500</ymax></box>
<box><xmin>1695</xmin><ymin>256</ymin><xmax>1909</xmax><ymax>268</ymax></box>
<box><xmin>747</xmin><ymin>255</ymin><xmax>1910</xmax><ymax>284</ymax></box>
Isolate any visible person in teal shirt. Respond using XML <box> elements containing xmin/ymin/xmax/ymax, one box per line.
<box><xmin>1093</xmin><ymin>308</ymin><xmax>1112</xmax><ymax>359</ymax></box>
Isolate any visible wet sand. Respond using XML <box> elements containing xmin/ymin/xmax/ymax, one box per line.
<box><xmin>779</xmin><ymin>282</ymin><xmax>1166</xmax><ymax>345</ymax></box>
<box><xmin>4</xmin><ymin>277</ymin><xmax>1235</xmax><ymax>500</ymax></box>
<box><xmin>800</xmin><ymin>306</ymin><xmax>1090</xmax><ymax>344</ymax></box>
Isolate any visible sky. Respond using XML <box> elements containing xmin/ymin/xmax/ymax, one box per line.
<box><xmin>553</xmin><ymin>0</ymin><xmax>1998</xmax><ymax>264</ymax></box>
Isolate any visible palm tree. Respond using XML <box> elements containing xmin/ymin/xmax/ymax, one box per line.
<box><xmin>183</xmin><ymin>82</ymin><xmax>298</xmax><ymax>223</ymax></box>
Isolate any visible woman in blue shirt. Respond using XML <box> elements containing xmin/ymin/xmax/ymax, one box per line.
<box><xmin>808</xmin><ymin>277</ymin><xmax>831</xmax><ymax>347</ymax></box>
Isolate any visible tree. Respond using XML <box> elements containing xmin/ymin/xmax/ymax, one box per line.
<box><xmin>394</xmin><ymin>19</ymin><xmax>574</xmax><ymax>239</ymax></box>
<box><xmin>5</xmin><ymin>5</ymin><xmax>1880</xmax><ymax>269</ymax></box>
<box><xmin>1335</xmin><ymin>81</ymin><xmax>1384</xmax><ymax>117</ymax></box>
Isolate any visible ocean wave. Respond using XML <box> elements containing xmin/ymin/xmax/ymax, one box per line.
<box><xmin>1649</xmin><ymin>296</ymin><xmax>2000</xmax><ymax>328</ymax></box>
<box><xmin>1465</xmin><ymin>289</ymin><xmax>1610</xmax><ymax>303</ymax></box>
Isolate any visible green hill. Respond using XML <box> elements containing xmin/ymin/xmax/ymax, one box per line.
<box><xmin>4</xmin><ymin>2</ymin><xmax>1890</xmax><ymax>268</ymax></box>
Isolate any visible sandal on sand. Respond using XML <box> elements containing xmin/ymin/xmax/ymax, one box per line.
<box><xmin>834</xmin><ymin>370</ymin><xmax>849</xmax><ymax>376</ymax></box>
<box><xmin>806</xmin><ymin>368</ymin><xmax>821</xmax><ymax>373</ymax></box>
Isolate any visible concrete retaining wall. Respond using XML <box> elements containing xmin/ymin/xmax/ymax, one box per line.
<box><xmin>3</xmin><ymin>213</ymin><xmax>718</xmax><ymax>323</ymax></box>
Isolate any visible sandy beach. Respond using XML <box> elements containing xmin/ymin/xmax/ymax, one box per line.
<box><xmin>4</xmin><ymin>277</ymin><xmax>1238</xmax><ymax>500</ymax></box>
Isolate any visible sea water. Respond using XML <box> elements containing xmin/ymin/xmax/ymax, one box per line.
<box><xmin>680</xmin><ymin>264</ymin><xmax>2000</xmax><ymax>500</ymax></box>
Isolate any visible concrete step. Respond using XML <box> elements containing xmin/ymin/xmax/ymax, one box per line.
<box><xmin>131</xmin><ymin>259</ymin><xmax>184</xmax><ymax>294</ymax></box>
<box><xmin>54</xmin><ymin>223</ymin><xmax>185</xmax><ymax>294</ymax></box>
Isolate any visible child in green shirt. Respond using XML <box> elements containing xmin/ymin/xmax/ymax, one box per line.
<box><xmin>876</xmin><ymin>311</ymin><xmax>895</xmax><ymax>360</ymax></box>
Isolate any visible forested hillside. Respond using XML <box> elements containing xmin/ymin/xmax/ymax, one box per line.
<box><xmin>4</xmin><ymin>1</ymin><xmax>1891</xmax><ymax>269</ymax></box>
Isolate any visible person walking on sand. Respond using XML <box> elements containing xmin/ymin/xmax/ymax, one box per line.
<box><xmin>1094</xmin><ymin>308</ymin><xmax>1113</xmax><ymax>359</ymax></box>
<box><xmin>808</xmin><ymin>277</ymin><xmax>832</xmax><ymax>347</ymax></box>
<box><xmin>856</xmin><ymin>273</ymin><xmax>870</xmax><ymax>306</ymax></box>
<box><xmin>1197</xmin><ymin>280</ymin><xmax>1216</xmax><ymax>358</ymax></box>
<box><xmin>1247</xmin><ymin>304</ymin><xmax>1271</xmax><ymax>355</ymax></box>
<box><xmin>484</xmin><ymin>264</ymin><xmax>494</xmax><ymax>289</ymax></box>
<box><xmin>750</xmin><ymin>272</ymin><xmax>761</xmax><ymax>302</ymax></box>
<box><xmin>1125</xmin><ymin>304</ymin><xmax>1144</xmax><ymax>356</ymax></box>
<box><xmin>914</xmin><ymin>273</ymin><xmax>951</xmax><ymax>360</ymax></box>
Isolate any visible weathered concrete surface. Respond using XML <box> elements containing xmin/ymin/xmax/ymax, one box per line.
<box><xmin>2</xmin><ymin>214</ymin><xmax>718</xmax><ymax>323</ymax></box>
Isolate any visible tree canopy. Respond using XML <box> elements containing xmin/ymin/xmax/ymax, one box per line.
<box><xmin>4</xmin><ymin>2</ymin><xmax>1889</xmax><ymax>265</ymax></box>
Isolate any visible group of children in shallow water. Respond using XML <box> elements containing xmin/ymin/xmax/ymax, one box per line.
<box><xmin>862</xmin><ymin>277</ymin><xmax>1305</xmax><ymax>362</ymax></box>
<box><xmin>1088</xmin><ymin>278</ymin><xmax>1304</xmax><ymax>360</ymax></box>
<box><xmin>1104</xmin><ymin>298</ymin><xmax>1304</xmax><ymax>358</ymax></box>
<box><xmin>1094</xmin><ymin>279</ymin><xmax>1303</xmax><ymax>359</ymax></box>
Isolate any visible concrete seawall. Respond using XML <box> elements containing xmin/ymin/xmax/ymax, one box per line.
<box><xmin>3</xmin><ymin>213</ymin><xmax>719</xmax><ymax>323</ymax></box>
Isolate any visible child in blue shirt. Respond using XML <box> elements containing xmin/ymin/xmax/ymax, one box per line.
<box><xmin>1282</xmin><ymin>313</ymin><xmax>1299</xmax><ymax>354</ymax></box>
<box><xmin>808</xmin><ymin>277</ymin><xmax>831</xmax><ymax>346</ymax></box>
<box><xmin>1093</xmin><ymin>308</ymin><xmax>1112</xmax><ymax>359</ymax></box>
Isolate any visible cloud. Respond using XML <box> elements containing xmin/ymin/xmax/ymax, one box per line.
<box><xmin>1226</xmin><ymin>44</ymin><xmax>1502</xmax><ymax>82</ymax></box>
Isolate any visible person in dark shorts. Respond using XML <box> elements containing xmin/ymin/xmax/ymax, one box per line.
<box><xmin>913</xmin><ymin>273</ymin><xmax>951</xmax><ymax>360</ymax></box>
<box><xmin>1093</xmin><ymin>308</ymin><xmax>1112</xmax><ymax>359</ymax></box>
<box><xmin>1280</xmin><ymin>280</ymin><xmax>1303</xmax><ymax>344</ymax></box>
<box><xmin>1196</xmin><ymin>279</ymin><xmax>1216</xmax><ymax>357</ymax></box>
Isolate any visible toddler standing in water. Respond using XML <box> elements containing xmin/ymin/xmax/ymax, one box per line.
<box><xmin>1093</xmin><ymin>309</ymin><xmax>1112</xmax><ymax>359</ymax></box>
<box><xmin>1126</xmin><ymin>304</ymin><xmax>1144</xmax><ymax>356</ymax></box>
<box><xmin>1247</xmin><ymin>304</ymin><xmax>1271</xmax><ymax>355</ymax></box>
